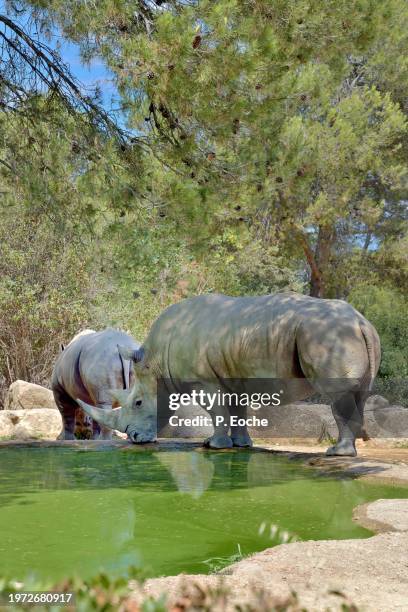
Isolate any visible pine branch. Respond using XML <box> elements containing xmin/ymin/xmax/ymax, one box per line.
<box><xmin>0</xmin><ymin>14</ymin><xmax>147</xmax><ymax>147</ymax></box>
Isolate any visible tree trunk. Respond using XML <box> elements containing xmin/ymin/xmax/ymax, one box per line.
<box><xmin>309</xmin><ymin>268</ymin><xmax>323</xmax><ymax>297</ymax></box>
<box><xmin>300</xmin><ymin>226</ymin><xmax>334</xmax><ymax>298</ymax></box>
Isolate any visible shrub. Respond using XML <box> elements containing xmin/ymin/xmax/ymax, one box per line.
<box><xmin>348</xmin><ymin>284</ymin><xmax>408</xmax><ymax>402</ymax></box>
<box><xmin>0</xmin><ymin>208</ymin><xmax>92</xmax><ymax>405</ymax></box>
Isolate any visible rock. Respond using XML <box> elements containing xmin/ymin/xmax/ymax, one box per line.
<box><xmin>159</xmin><ymin>402</ymin><xmax>213</xmax><ymax>438</ymax></box>
<box><xmin>158</xmin><ymin>401</ymin><xmax>337</xmax><ymax>440</ymax></box>
<box><xmin>247</xmin><ymin>402</ymin><xmax>337</xmax><ymax>439</ymax></box>
<box><xmin>365</xmin><ymin>394</ymin><xmax>390</xmax><ymax>410</ymax></box>
<box><xmin>4</xmin><ymin>380</ymin><xmax>57</xmax><ymax>411</ymax></box>
<box><xmin>365</xmin><ymin>405</ymin><xmax>408</xmax><ymax>438</ymax></box>
<box><xmin>242</xmin><ymin>399</ymin><xmax>408</xmax><ymax>441</ymax></box>
<box><xmin>356</xmin><ymin>498</ymin><xmax>408</xmax><ymax>532</ymax></box>
<box><xmin>157</xmin><ymin>396</ymin><xmax>408</xmax><ymax>441</ymax></box>
<box><xmin>0</xmin><ymin>409</ymin><xmax>62</xmax><ymax>440</ymax></box>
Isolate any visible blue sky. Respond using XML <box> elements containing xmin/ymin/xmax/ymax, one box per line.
<box><xmin>55</xmin><ymin>38</ymin><xmax>118</xmax><ymax>110</ymax></box>
<box><xmin>1</xmin><ymin>1</ymin><xmax>119</xmax><ymax>111</ymax></box>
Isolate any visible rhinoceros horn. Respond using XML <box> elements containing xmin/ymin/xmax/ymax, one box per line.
<box><xmin>76</xmin><ymin>399</ymin><xmax>126</xmax><ymax>432</ymax></box>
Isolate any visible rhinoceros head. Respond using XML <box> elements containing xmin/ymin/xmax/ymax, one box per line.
<box><xmin>76</xmin><ymin>345</ymin><xmax>157</xmax><ymax>443</ymax></box>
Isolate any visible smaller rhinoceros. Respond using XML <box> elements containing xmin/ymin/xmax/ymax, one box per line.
<box><xmin>51</xmin><ymin>328</ymin><xmax>140</xmax><ymax>440</ymax></box>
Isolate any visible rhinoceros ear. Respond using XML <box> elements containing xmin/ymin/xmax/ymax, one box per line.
<box><xmin>110</xmin><ymin>389</ymin><xmax>131</xmax><ymax>408</ymax></box>
<box><xmin>118</xmin><ymin>345</ymin><xmax>145</xmax><ymax>363</ymax></box>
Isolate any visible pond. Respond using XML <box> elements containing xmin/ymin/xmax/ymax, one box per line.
<box><xmin>0</xmin><ymin>446</ymin><xmax>407</xmax><ymax>582</ymax></box>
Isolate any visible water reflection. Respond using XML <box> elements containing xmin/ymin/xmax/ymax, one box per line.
<box><xmin>0</xmin><ymin>448</ymin><xmax>406</xmax><ymax>581</ymax></box>
<box><xmin>156</xmin><ymin>452</ymin><xmax>214</xmax><ymax>499</ymax></box>
<box><xmin>0</xmin><ymin>448</ymin><xmax>316</xmax><ymax>498</ymax></box>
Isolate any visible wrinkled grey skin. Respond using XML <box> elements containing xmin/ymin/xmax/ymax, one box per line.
<box><xmin>78</xmin><ymin>293</ymin><xmax>381</xmax><ymax>456</ymax></box>
<box><xmin>52</xmin><ymin>328</ymin><xmax>140</xmax><ymax>440</ymax></box>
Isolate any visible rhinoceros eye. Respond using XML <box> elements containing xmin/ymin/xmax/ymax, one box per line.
<box><xmin>135</xmin><ymin>399</ymin><xmax>142</xmax><ymax>407</ymax></box>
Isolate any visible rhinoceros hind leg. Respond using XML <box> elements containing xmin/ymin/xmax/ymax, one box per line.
<box><xmin>204</xmin><ymin>434</ymin><xmax>233</xmax><ymax>449</ymax></box>
<box><xmin>326</xmin><ymin>439</ymin><xmax>357</xmax><ymax>456</ymax></box>
<box><xmin>53</xmin><ymin>386</ymin><xmax>77</xmax><ymax>440</ymax></box>
<box><xmin>326</xmin><ymin>391</ymin><xmax>362</xmax><ymax>457</ymax></box>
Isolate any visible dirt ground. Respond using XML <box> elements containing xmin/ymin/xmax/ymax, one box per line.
<box><xmin>260</xmin><ymin>437</ymin><xmax>408</xmax><ymax>464</ymax></box>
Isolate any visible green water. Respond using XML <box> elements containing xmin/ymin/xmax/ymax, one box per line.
<box><xmin>0</xmin><ymin>447</ymin><xmax>407</xmax><ymax>582</ymax></box>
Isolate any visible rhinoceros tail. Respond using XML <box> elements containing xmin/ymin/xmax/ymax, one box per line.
<box><xmin>118</xmin><ymin>345</ymin><xmax>131</xmax><ymax>389</ymax></box>
<box><xmin>359</xmin><ymin>321</ymin><xmax>380</xmax><ymax>391</ymax></box>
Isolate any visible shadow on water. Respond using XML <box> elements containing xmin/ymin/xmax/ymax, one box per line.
<box><xmin>0</xmin><ymin>447</ymin><xmax>407</xmax><ymax>581</ymax></box>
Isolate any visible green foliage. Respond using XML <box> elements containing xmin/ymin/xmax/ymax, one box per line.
<box><xmin>202</xmin><ymin>544</ymin><xmax>245</xmax><ymax>574</ymax></box>
<box><xmin>0</xmin><ymin>1</ymin><xmax>406</xmax><ymax>392</ymax></box>
<box><xmin>0</xmin><ymin>200</ymin><xmax>91</xmax><ymax>395</ymax></box>
<box><xmin>0</xmin><ymin>99</ymin><xmax>105</xmax><ymax>396</ymax></box>
<box><xmin>349</xmin><ymin>284</ymin><xmax>408</xmax><ymax>379</ymax></box>
<box><xmin>0</xmin><ymin>95</ymin><xmax>151</xmax><ymax>396</ymax></box>
<box><xmin>21</xmin><ymin>0</ymin><xmax>408</xmax><ymax>297</ymax></box>
<box><xmin>0</xmin><ymin>569</ymin><xmax>143</xmax><ymax>612</ymax></box>
<box><xmin>94</xmin><ymin>210</ymin><xmax>302</xmax><ymax>341</ymax></box>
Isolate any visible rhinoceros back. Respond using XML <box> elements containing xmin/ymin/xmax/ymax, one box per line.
<box><xmin>140</xmin><ymin>292</ymin><xmax>380</xmax><ymax>385</ymax></box>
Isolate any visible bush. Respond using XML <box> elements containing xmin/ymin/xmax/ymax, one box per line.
<box><xmin>95</xmin><ymin>217</ymin><xmax>302</xmax><ymax>343</ymax></box>
<box><xmin>0</xmin><ymin>207</ymin><xmax>92</xmax><ymax>405</ymax></box>
<box><xmin>348</xmin><ymin>284</ymin><xmax>408</xmax><ymax>380</ymax></box>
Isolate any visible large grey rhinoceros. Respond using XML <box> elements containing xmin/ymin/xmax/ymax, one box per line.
<box><xmin>77</xmin><ymin>293</ymin><xmax>381</xmax><ymax>456</ymax></box>
<box><xmin>52</xmin><ymin>328</ymin><xmax>140</xmax><ymax>440</ymax></box>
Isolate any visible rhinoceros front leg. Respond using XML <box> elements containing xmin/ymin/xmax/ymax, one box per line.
<box><xmin>326</xmin><ymin>391</ymin><xmax>363</xmax><ymax>457</ymax></box>
<box><xmin>230</xmin><ymin>403</ymin><xmax>253</xmax><ymax>447</ymax></box>
<box><xmin>92</xmin><ymin>404</ymin><xmax>113</xmax><ymax>440</ymax></box>
<box><xmin>203</xmin><ymin>392</ymin><xmax>233</xmax><ymax>448</ymax></box>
